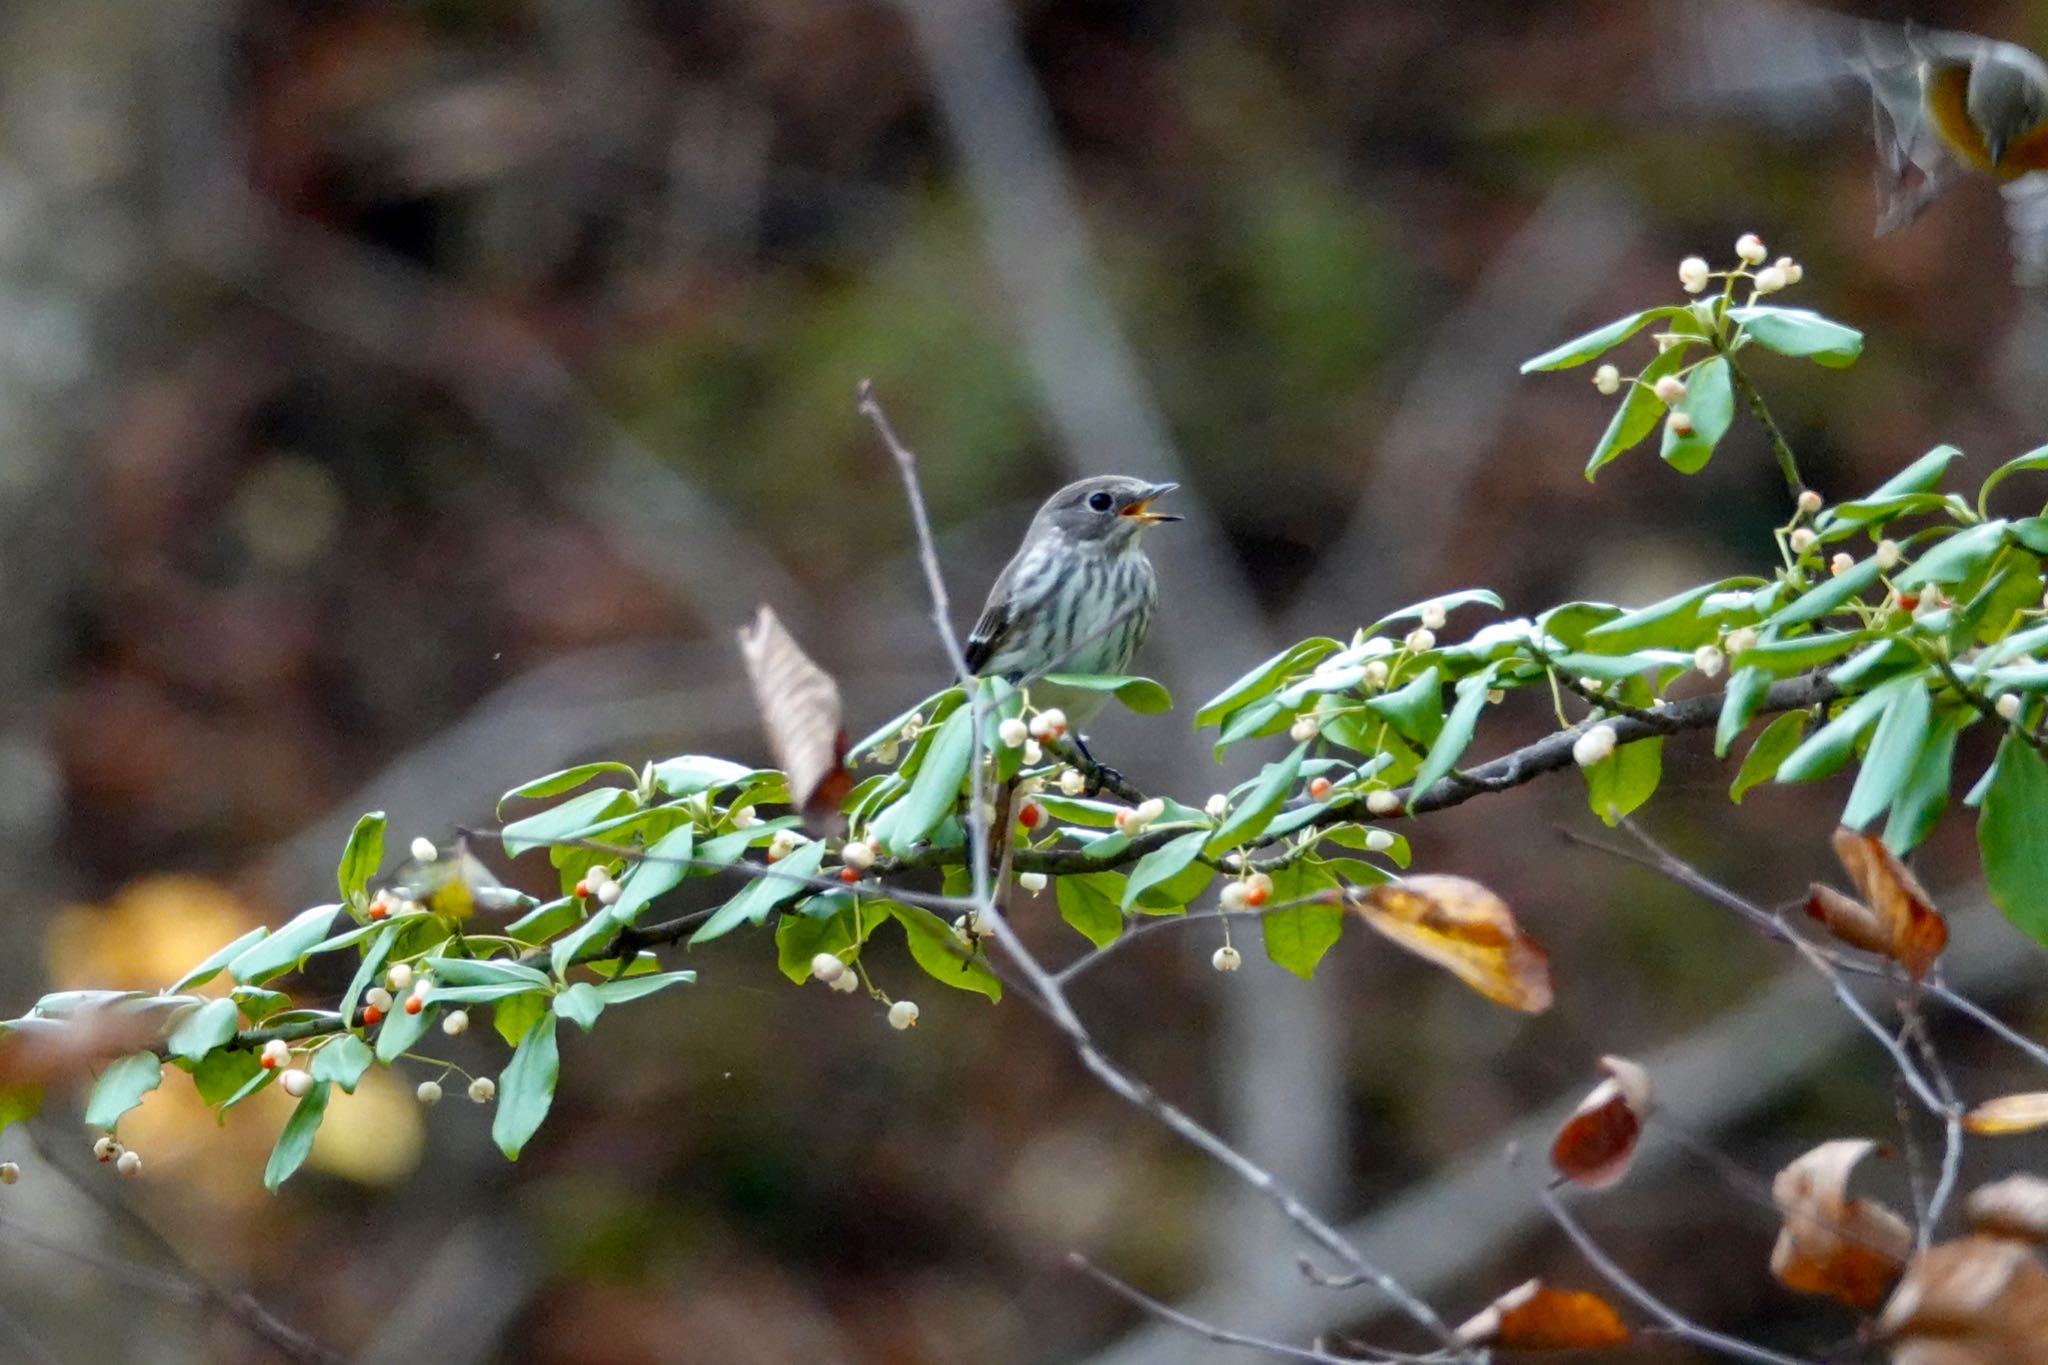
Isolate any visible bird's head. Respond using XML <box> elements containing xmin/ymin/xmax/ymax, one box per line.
<box><xmin>1035</xmin><ymin>475</ymin><xmax>1181</xmax><ymax>548</ymax></box>
<box><xmin>1967</xmin><ymin>49</ymin><xmax>2048</xmax><ymax>165</ymax></box>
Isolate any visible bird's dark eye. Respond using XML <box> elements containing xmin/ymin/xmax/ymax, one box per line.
<box><xmin>1087</xmin><ymin>491</ymin><xmax>1115</xmax><ymax>512</ymax></box>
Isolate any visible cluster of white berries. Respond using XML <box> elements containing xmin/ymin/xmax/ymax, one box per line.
<box><xmin>365</xmin><ymin>888</ymin><xmax>422</xmax><ymax>922</ymax></box>
<box><xmin>577</xmin><ymin>863</ymin><xmax>624</xmax><ymax>906</ymax></box>
<box><xmin>1029</xmin><ymin>708</ymin><xmax>1067</xmax><ymax>742</ymax></box>
<box><xmin>991</xmin><ymin>715</ymin><xmax>1049</xmax><ymax>764</ymax></box>
<box><xmin>1572</xmin><ymin>723</ymin><xmax>1618</xmax><ymax>768</ymax></box>
<box><xmin>1725</xmin><ymin>626</ymin><xmax>1759</xmax><ymax>657</ymax></box>
<box><xmin>1218</xmin><ymin>872</ymin><xmax>1273</xmax><ymax>912</ymax></box>
<box><xmin>1114</xmin><ymin>797</ymin><xmax>1167</xmax><ymax>834</ymax></box>
<box><xmin>766</xmin><ymin>829</ymin><xmax>805</xmax><ymax>862</ymax></box>
<box><xmin>810</xmin><ymin>951</ymin><xmax>863</xmax><ymax>994</ymax></box>
<box><xmin>94</xmin><ymin>1135</ymin><xmax>143</xmax><ymax>1178</ymax></box>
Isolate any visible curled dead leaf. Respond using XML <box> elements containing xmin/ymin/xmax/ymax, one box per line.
<box><xmin>1454</xmin><ymin>1278</ymin><xmax>1629</xmax><ymax>1349</ymax></box>
<box><xmin>1962</xmin><ymin>1093</ymin><xmax>2048</xmax><ymax>1138</ymax></box>
<box><xmin>738</xmin><ymin>605</ymin><xmax>850</xmax><ymax>834</ymax></box>
<box><xmin>1551</xmin><ymin>1056</ymin><xmax>1653</xmax><ymax>1190</ymax></box>
<box><xmin>1349</xmin><ymin>874</ymin><xmax>1552</xmax><ymax>1013</ymax></box>
<box><xmin>1771</xmin><ymin>1137</ymin><xmax>1911</xmax><ymax>1308</ymax></box>
<box><xmin>1807</xmin><ymin>828</ymin><xmax>1946</xmax><ymax>981</ymax></box>
<box><xmin>1966</xmin><ymin>1176</ymin><xmax>2048</xmax><ymax>1245</ymax></box>
<box><xmin>1879</xmin><ymin>1234</ymin><xmax>2048</xmax><ymax>1364</ymax></box>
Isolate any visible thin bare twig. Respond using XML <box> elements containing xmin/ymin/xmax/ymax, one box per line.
<box><xmin>1052</xmin><ymin>908</ymin><xmax>1268</xmax><ymax>986</ymax></box>
<box><xmin>1538</xmin><ymin>1186</ymin><xmax>1822</xmax><ymax>1365</ymax></box>
<box><xmin>1065</xmin><ymin>1255</ymin><xmax>1411</xmax><ymax>1365</ymax></box>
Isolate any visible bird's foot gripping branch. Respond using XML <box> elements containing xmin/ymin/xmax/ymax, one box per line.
<box><xmin>6</xmin><ymin>235</ymin><xmax>2048</xmax><ymax>1362</ymax></box>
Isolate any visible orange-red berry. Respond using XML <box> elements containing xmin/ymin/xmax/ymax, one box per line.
<box><xmin>1898</xmin><ymin>593</ymin><xmax>1919</xmax><ymax>612</ymax></box>
<box><xmin>1243</xmin><ymin>884</ymin><xmax>1269</xmax><ymax>908</ymax></box>
<box><xmin>258</xmin><ymin>1054</ymin><xmax>278</xmax><ymax>1070</ymax></box>
<box><xmin>404</xmin><ymin>996</ymin><xmax>423</xmax><ymax>1016</ymax></box>
<box><xmin>839</xmin><ymin>866</ymin><xmax>859</xmax><ymax>883</ymax></box>
<box><xmin>1017</xmin><ymin>800</ymin><xmax>1043</xmax><ymax>829</ymax></box>
<box><xmin>574</xmin><ymin>881</ymin><xmax>591</xmax><ymax>898</ymax></box>
<box><xmin>1308</xmin><ymin>777</ymin><xmax>1332</xmax><ymax>800</ymax></box>
<box><xmin>367</xmin><ymin>902</ymin><xmax>389</xmax><ymax>920</ymax></box>
<box><xmin>362</xmin><ymin>1005</ymin><xmax>383</xmax><ymax>1026</ymax></box>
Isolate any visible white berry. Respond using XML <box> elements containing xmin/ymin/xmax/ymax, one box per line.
<box><xmin>0</xmin><ymin>1162</ymin><xmax>17</xmax><ymax>1185</ymax></box>
<box><xmin>1693</xmin><ymin>644</ymin><xmax>1725</xmax><ymax>678</ymax></box>
<box><xmin>93</xmin><ymin>1136</ymin><xmax>120</xmax><ymax>1163</ymax></box>
<box><xmin>468</xmin><ymin>1077</ymin><xmax>496</xmax><ymax>1104</ymax></box>
<box><xmin>1735</xmin><ymin>232</ymin><xmax>1767</xmax><ymax>265</ymax></box>
<box><xmin>416</xmin><ymin>1081</ymin><xmax>442</xmax><ymax>1106</ymax></box>
<box><xmin>385</xmin><ymin>964</ymin><xmax>413</xmax><ymax>993</ymax></box>
<box><xmin>1592</xmin><ymin>363</ymin><xmax>1620</xmax><ymax>395</ymax></box>
<box><xmin>1364</xmin><ymin>829</ymin><xmax>1396</xmax><ymax>853</ymax></box>
<box><xmin>1573</xmin><ymin>724</ymin><xmax>1618</xmax><ymax>767</ymax></box>
<box><xmin>115</xmin><ymin>1150</ymin><xmax>142</xmax><ymax>1178</ymax></box>
<box><xmin>1204</xmin><ymin>792</ymin><xmax>1228</xmax><ymax>819</ymax></box>
<box><xmin>1678</xmin><ymin>256</ymin><xmax>1710</xmax><ymax>292</ymax></box>
<box><xmin>364</xmin><ymin>986</ymin><xmax>393</xmax><ymax>1012</ymax></box>
<box><xmin>1022</xmin><ymin>739</ymin><xmax>1043</xmax><ymax>764</ymax></box>
<box><xmin>441</xmin><ymin>1009</ymin><xmax>469</xmax><ymax>1036</ymax></box>
<box><xmin>1667</xmin><ymin>412</ymin><xmax>1694</xmax><ymax>436</ymax></box>
<box><xmin>1754</xmin><ymin>265</ymin><xmax>1788</xmax><ymax>294</ymax></box>
<box><xmin>1362</xmin><ymin>660</ymin><xmax>1389</xmax><ymax>688</ymax></box>
<box><xmin>830</xmin><ymin>969</ymin><xmax>861</xmax><ymax>994</ymax></box>
<box><xmin>1829</xmin><ymin>552</ymin><xmax>1855</xmax><ymax>576</ymax></box>
<box><xmin>1796</xmin><ymin>489</ymin><xmax>1823</xmax><ymax>515</ymax></box>
<box><xmin>1652</xmin><ymin>375</ymin><xmax>1687</xmax><ymax>405</ymax></box>
<box><xmin>1212</xmin><ymin>945</ymin><xmax>1243</xmax><ymax>972</ymax></box>
<box><xmin>1134</xmin><ymin>797</ymin><xmax>1165</xmax><ymax>825</ymax></box>
<box><xmin>1419</xmin><ymin>602</ymin><xmax>1448</xmax><ymax>631</ymax></box>
<box><xmin>1018</xmin><ymin>871</ymin><xmax>1047</xmax><ymax>893</ymax></box>
<box><xmin>1876</xmin><ymin>539</ymin><xmax>1901</xmax><ymax>569</ymax></box>
<box><xmin>1789</xmin><ymin>528</ymin><xmax>1817</xmax><ymax>554</ymax></box>
<box><xmin>410</xmin><ymin>836</ymin><xmax>439</xmax><ymax>863</ymax></box>
<box><xmin>1058</xmin><ymin>768</ymin><xmax>1088</xmax><ymax>796</ymax></box>
<box><xmin>729</xmin><ymin>805</ymin><xmax>758</xmax><ymax>829</ymax></box>
<box><xmin>810</xmin><ymin>952</ymin><xmax>847</xmax><ymax>985</ymax></box>
<box><xmin>998</xmin><ymin>717</ymin><xmax>1030</xmax><ymax>749</ymax></box>
<box><xmin>1725</xmin><ymin>627</ymin><xmax>1758</xmax><ymax>656</ymax></box>
<box><xmin>1366</xmin><ymin>789</ymin><xmax>1401</xmax><ymax>816</ymax></box>
<box><xmin>1405</xmin><ymin>627</ymin><xmax>1436</xmax><ymax>652</ymax></box>
<box><xmin>888</xmin><ymin>1000</ymin><xmax>920</xmax><ymax>1030</ymax></box>
<box><xmin>1996</xmin><ymin>693</ymin><xmax>2023</xmax><ymax>721</ymax></box>
<box><xmin>1289</xmin><ymin>716</ymin><xmax>1320</xmax><ymax>743</ymax></box>
<box><xmin>1219</xmin><ymin>881</ymin><xmax>1250</xmax><ymax>912</ymax></box>
<box><xmin>280</xmin><ymin>1069</ymin><xmax>313</xmax><ymax>1098</ymax></box>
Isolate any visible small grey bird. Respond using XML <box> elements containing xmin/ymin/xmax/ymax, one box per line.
<box><xmin>964</xmin><ymin>476</ymin><xmax>1179</xmax><ymax>738</ymax></box>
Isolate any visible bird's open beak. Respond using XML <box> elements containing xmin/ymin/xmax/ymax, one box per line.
<box><xmin>1119</xmin><ymin>482</ymin><xmax>1182</xmax><ymax>523</ymax></box>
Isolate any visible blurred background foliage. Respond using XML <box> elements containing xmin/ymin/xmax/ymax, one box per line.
<box><xmin>2</xmin><ymin>0</ymin><xmax>2047</xmax><ymax>1361</ymax></box>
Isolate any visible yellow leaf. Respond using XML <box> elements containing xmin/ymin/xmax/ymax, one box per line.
<box><xmin>1350</xmin><ymin>875</ymin><xmax>1552</xmax><ymax>1013</ymax></box>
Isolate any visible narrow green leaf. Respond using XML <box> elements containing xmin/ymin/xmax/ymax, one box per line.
<box><xmin>500</xmin><ymin>788</ymin><xmax>636</xmax><ymax>859</ymax></box>
<box><xmin>1584</xmin><ymin>345</ymin><xmax>1685</xmax><ymax>480</ymax></box>
<box><xmin>1842</xmin><ymin>679</ymin><xmax>1932</xmax><ymax>829</ymax></box>
<box><xmin>1658</xmin><ymin>355</ymin><xmax>1734</xmax><ymax>473</ymax></box>
<box><xmin>1410</xmin><ymin>665</ymin><xmax>1501</xmax><ymax>804</ymax></box>
<box><xmin>1584</xmin><ymin>580</ymin><xmax>1728</xmax><ymax>653</ymax></box>
<box><xmin>609</xmin><ymin>825</ymin><xmax>695</xmax><ymax>924</ymax></box>
<box><xmin>1884</xmin><ymin>714</ymin><xmax>1963</xmax><ymax>854</ymax></box>
<box><xmin>1206</xmin><ymin>743</ymin><xmax>1308</xmax><ymax>856</ymax></box>
<box><xmin>1976</xmin><ymin>444</ymin><xmax>2048</xmax><ymax>512</ymax></box>
<box><xmin>690</xmin><ymin>841</ymin><xmax>828</xmax><ymax>946</ymax></box>
<box><xmin>1731</xmin><ymin>711</ymin><xmax>1807</xmax><ymax>802</ymax></box>
<box><xmin>593</xmin><ymin>971</ymin><xmax>696</xmax><ymax>1004</ymax></box>
<box><xmin>889</xmin><ymin>902</ymin><xmax>1002</xmax><ymax>1001</ymax></box>
<box><xmin>553</xmin><ymin>983</ymin><xmax>604</xmax><ymax>1031</ymax></box>
<box><xmin>420</xmin><ymin>958</ymin><xmax>550</xmax><ymax>989</ymax></box>
<box><xmin>309</xmin><ymin>1035</ymin><xmax>374</xmax><ymax>1093</ymax></box>
<box><xmin>1768</xmin><ymin>558</ymin><xmax>1884</xmax><ymax>628</ymax></box>
<box><xmin>1056</xmin><ymin>873</ymin><xmax>1126</xmax><ymax>948</ymax></box>
<box><xmin>215</xmin><ymin>1066</ymin><xmax>276</xmax><ymax>1119</ymax></box>
<box><xmin>336</xmin><ymin>812</ymin><xmax>386</xmax><ymax>903</ymax></box>
<box><xmin>84</xmin><ymin>1052</ymin><xmax>163</xmax><ymax>1130</ymax></box>
<box><xmin>164</xmin><ymin>998</ymin><xmax>240</xmax><ymax>1064</ymax></box>
<box><xmin>492</xmin><ymin>1014</ymin><xmax>560</xmax><ymax>1160</ymax></box>
<box><xmin>1039</xmin><ymin>673</ymin><xmax>1173</xmax><ymax>714</ymax></box>
<box><xmin>498</xmin><ymin>763</ymin><xmax>639</xmax><ymax>814</ymax></box>
<box><xmin>170</xmin><ymin>928</ymin><xmax>269</xmax><ymax>995</ymax></box>
<box><xmin>374</xmin><ymin>997</ymin><xmax>435</xmax><ymax>1063</ymax></box>
<box><xmin>1122</xmin><ymin>831</ymin><xmax>1210</xmax><ymax>909</ymax></box>
<box><xmin>422</xmin><ymin>982</ymin><xmax>541</xmax><ymax>1005</ymax></box>
<box><xmin>1728</xmin><ymin>305</ymin><xmax>1864</xmax><ymax>366</ymax></box>
<box><xmin>227</xmin><ymin>905</ymin><xmax>343</xmax><ymax>985</ymax></box>
<box><xmin>337</xmin><ymin>924</ymin><xmax>398</xmax><ymax>1028</ymax></box>
<box><xmin>648</xmin><ymin>754</ymin><xmax>759</xmax><ymax>797</ymax></box>
<box><xmin>1520</xmin><ymin>308</ymin><xmax>1673</xmax><ymax>372</ymax></box>
<box><xmin>1894</xmin><ymin>520</ymin><xmax>2010</xmax><ymax>589</ymax></box>
<box><xmin>1734</xmin><ymin>631</ymin><xmax>1869</xmax><ymax>675</ymax></box>
<box><xmin>0</xmin><ymin>1083</ymin><xmax>39</xmax><ymax>1142</ymax></box>
<box><xmin>882</xmin><ymin>707</ymin><xmax>974</xmax><ymax>855</ymax></box>
<box><xmin>1979</xmin><ymin>734</ymin><xmax>2048</xmax><ymax>944</ymax></box>
<box><xmin>264</xmin><ymin>1083</ymin><xmax>330</xmax><ymax>1191</ymax></box>
<box><xmin>1776</xmin><ymin>680</ymin><xmax>1903</xmax><ymax>784</ymax></box>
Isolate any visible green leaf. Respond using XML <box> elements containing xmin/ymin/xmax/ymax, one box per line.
<box><xmin>421</xmin><ymin>958</ymin><xmax>550</xmax><ymax>988</ymax></box>
<box><xmin>493</xmin><ymin>1014</ymin><xmax>560</xmax><ymax>1159</ymax></box>
<box><xmin>1842</xmin><ymin>679</ymin><xmax>1932</xmax><ymax>829</ymax></box>
<box><xmin>1735</xmin><ymin>631</ymin><xmax>1870</xmax><ymax>675</ymax></box>
<box><xmin>1861</xmin><ymin>445</ymin><xmax>1965</xmax><ymax>503</ymax></box>
<box><xmin>889</xmin><ymin>902</ymin><xmax>1001</xmax><ymax>1001</ymax></box>
<box><xmin>609</xmin><ymin>824</ymin><xmax>695</xmax><ymax>924</ymax></box>
<box><xmin>1979</xmin><ymin>445</ymin><xmax>2048</xmax><ymax>513</ymax></box>
<box><xmin>1728</xmin><ymin>305</ymin><xmax>1864</xmax><ymax>366</ymax></box>
<box><xmin>1367</xmin><ymin>590</ymin><xmax>1506</xmax><ymax>636</ymax></box>
<box><xmin>1206</xmin><ymin>743</ymin><xmax>1308</xmax><ymax>855</ymax></box>
<box><xmin>1895</xmin><ymin>521</ymin><xmax>2010</xmax><ymax>589</ymax></box>
<box><xmin>1261</xmin><ymin>902</ymin><xmax>1345</xmax><ymax>980</ymax></box>
<box><xmin>85</xmin><ymin>1052</ymin><xmax>163</xmax><ymax>1130</ymax></box>
<box><xmin>1039</xmin><ymin>673</ymin><xmax>1172</xmax><ymax>714</ymax></box>
<box><xmin>1978</xmin><ymin>733</ymin><xmax>2048</xmax><ymax>944</ymax></box>
<box><xmin>374</xmin><ymin>996</ymin><xmax>435</xmax><ymax>1063</ymax></box>
<box><xmin>1884</xmin><ymin>714</ymin><xmax>1963</xmax><ymax>854</ymax></box>
<box><xmin>593</xmin><ymin>971</ymin><xmax>696</xmax><ymax>1005</ymax></box>
<box><xmin>228</xmin><ymin>905</ymin><xmax>343</xmax><ymax>985</ymax></box>
<box><xmin>775</xmin><ymin>898</ymin><xmax>888</xmax><ymax>982</ymax></box>
<box><xmin>1123</xmin><ymin>831</ymin><xmax>1211</xmax><ymax>909</ymax></box>
<box><xmin>553</xmin><ymin>983</ymin><xmax>604</xmax><ymax>1032</ymax></box>
<box><xmin>1776</xmin><ymin>680</ymin><xmax>1903</xmax><ymax>785</ymax></box>
<box><xmin>1658</xmin><ymin>355</ymin><xmax>1735</xmax><ymax>473</ymax></box>
<box><xmin>190</xmin><ymin>1049</ymin><xmax>260</xmax><ymax>1107</ymax></box>
<box><xmin>423</xmin><ymin>982</ymin><xmax>548</xmax><ymax>1006</ymax></box>
<box><xmin>506</xmin><ymin>897</ymin><xmax>584</xmax><ymax>946</ymax></box>
<box><xmin>1211</xmin><ymin>696</ymin><xmax>1291</xmax><ymax>756</ymax></box>
<box><xmin>336</xmin><ymin>812</ymin><xmax>386</xmax><ymax>903</ymax></box>
<box><xmin>649</xmin><ymin>754</ymin><xmax>759</xmax><ymax>797</ymax></box>
<box><xmin>1364</xmin><ymin>666</ymin><xmax>1443</xmax><ymax>745</ymax></box>
<box><xmin>1520</xmin><ymin>308</ymin><xmax>1676</xmax><ymax>371</ymax></box>
<box><xmin>1583</xmin><ymin>734</ymin><xmax>1663</xmax><ymax>826</ymax></box>
<box><xmin>1196</xmin><ymin>640</ymin><xmax>1341</xmax><ymax>727</ymax></box>
<box><xmin>1767</xmin><ymin>558</ymin><xmax>1885</xmax><ymax>628</ymax></box>
<box><xmin>881</xmin><ymin>707</ymin><xmax>974</xmax><ymax>855</ymax></box>
<box><xmin>309</xmin><ymin>1034</ymin><xmax>374</xmax><ymax>1093</ymax></box>
<box><xmin>215</xmin><ymin>1065</ymin><xmax>276</xmax><ymax>1119</ymax></box>
<box><xmin>1410</xmin><ymin>664</ymin><xmax>1502</xmax><ymax>804</ymax></box>
<box><xmin>229</xmin><ymin>986</ymin><xmax>291</xmax><ymax>1022</ymax></box>
<box><xmin>500</xmin><ymin>788</ymin><xmax>636</xmax><ymax>859</ymax></box>
<box><xmin>498</xmin><ymin>763</ymin><xmax>639</xmax><ymax>815</ymax></box>
<box><xmin>847</xmin><ymin>685</ymin><xmax>957</xmax><ymax>764</ymax></box>
<box><xmin>1584</xmin><ymin>344</ymin><xmax>1686</xmax><ymax>480</ymax></box>
<box><xmin>1584</xmin><ymin>581</ymin><xmax>1730</xmax><ymax>653</ymax></box>
<box><xmin>1731</xmin><ymin>711</ymin><xmax>1807</xmax><ymax>802</ymax></box>
<box><xmin>264</xmin><ymin>1083</ymin><xmax>330</xmax><ymax>1191</ymax></box>
<box><xmin>1056</xmin><ymin>873</ymin><xmax>1126</xmax><ymax>948</ymax></box>
<box><xmin>492</xmin><ymin>990</ymin><xmax>549</xmax><ymax>1047</ymax></box>
<box><xmin>690</xmin><ymin>841</ymin><xmax>828</xmax><ymax>946</ymax></box>
<box><xmin>337</xmin><ymin>924</ymin><xmax>398</xmax><ymax>1029</ymax></box>
<box><xmin>164</xmin><ymin>998</ymin><xmax>241</xmax><ymax>1064</ymax></box>
<box><xmin>169</xmin><ymin>928</ymin><xmax>269</xmax><ymax>994</ymax></box>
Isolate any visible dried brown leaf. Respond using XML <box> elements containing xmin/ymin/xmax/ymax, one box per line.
<box><xmin>1879</xmin><ymin>1234</ymin><xmax>2048</xmax><ymax>1364</ymax></box>
<box><xmin>1962</xmin><ymin>1093</ymin><xmax>2048</xmax><ymax>1137</ymax></box>
<box><xmin>1454</xmin><ymin>1278</ymin><xmax>1629</xmax><ymax>1349</ymax></box>
<box><xmin>1771</xmin><ymin>1137</ymin><xmax>1912</xmax><ymax>1308</ymax></box>
<box><xmin>1820</xmin><ymin>827</ymin><xmax>1947</xmax><ymax>980</ymax></box>
<box><xmin>1550</xmin><ymin>1056</ymin><xmax>1653</xmax><ymax>1190</ymax></box>
<box><xmin>1349</xmin><ymin>875</ymin><xmax>1552</xmax><ymax>1013</ymax></box>
<box><xmin>737</xmin><ymin>605</ymin><xmax>850</xmax><ymax>833</ymax></box>
<box><xmin>1805</xmin><ymin>882</ymin><xmax>1895</xmax><ymax>957</ymax></box>
<box><xmin>1966</xmin><ymin>1175</ymin><xmax>2048</xmax><ymax>1245</ymax></box>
